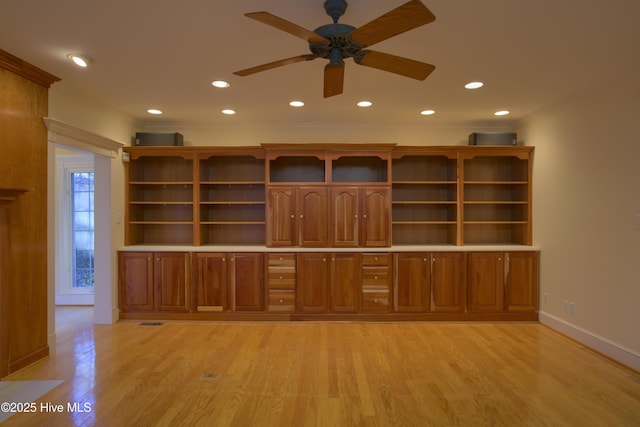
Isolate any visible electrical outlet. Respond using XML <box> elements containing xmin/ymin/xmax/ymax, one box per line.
<box><xmin>570</xmin><ymin>302</ymin><xmax>577</xmax><ymax>316</ymax></box>
<box><xmin>543</xmin><ymin>293</ymin><xmax>549</xmax><ymax>306</ymax></box>
<box><xmin>563</xmin><ymin>300</ymin><xmax>570</xmax><ymax>313</ymax></box>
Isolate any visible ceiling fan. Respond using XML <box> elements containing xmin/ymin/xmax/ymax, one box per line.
<box><xmin>233</xmin><ymin>0</ymin><xmax>436</xmax><ymax>98</ymax></box>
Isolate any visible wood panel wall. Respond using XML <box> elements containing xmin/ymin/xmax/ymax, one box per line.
<box><xmin>0</xmin><ymin>50</ymin><xmax>59</xmax><ymax>376</ymax></box>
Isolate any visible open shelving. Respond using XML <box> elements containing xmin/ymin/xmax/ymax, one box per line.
<box><xmin>199</xmin><ymin>154</ymin><xmax>266</xmax><ymax>245</ymax></box>
<box><xmin>391</xmin><ymin>153</ymin><xmax>458</xmax><ymax>245</ymax></box>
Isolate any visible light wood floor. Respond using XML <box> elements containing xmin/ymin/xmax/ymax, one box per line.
<box><xmin>2</xmin><ymin>307</ymin><xmax>639</xmax><ymax>426</ymax></box>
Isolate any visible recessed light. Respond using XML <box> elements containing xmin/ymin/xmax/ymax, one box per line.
<box><xmin>221</xmin><ymin>109</ymin><xmax>236</xmax><ymax>115</ymax></box>
<box><xmin>289</xmin><ymin>101</ymin><xmax>304</xmax><ymax>107</ymax></box>
<box><xmin>357</xmin><ymin>101</ymin><xmax>373</xmax><ymax>107</ymax></box>
<box><xmin>211</xmin><ymin>80</ymin><xmax>230</xmax><ymax>88</ymax></box>
<box><xmin>67</xmin><ymin>54</ymin><xmax>90</xmax><ymax>68</ymax></box>
<box><xmin>494</xmin><ymin>110</ymin><xmax>510</xmax><ymax>116</ymax></box>
<box><xmin>420</xmin><ymin>109</ymin><xmax>436</xmax><ymax>116</ymax></box>
<box><xmin>464</xmin><ymin>81</ymin><xmax>484</xmax><ymax>89</ymax></box>
<box><xmin>147</xmin><ymin>109</ymin><xmax>163</xmax><ymax>115</ymax></box>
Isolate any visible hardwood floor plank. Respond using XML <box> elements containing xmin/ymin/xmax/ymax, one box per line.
<box><xmin>1</xmin><ymin>308</ymin><xmax>639</xmax><ymax>426</ymax></box>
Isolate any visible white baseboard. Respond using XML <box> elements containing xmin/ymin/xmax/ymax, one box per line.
<box><xmin>47</xmin><ymin>332</ymin><xmax>57</xmax><ymax>356</ymax></box>
<box><xmin>539</xmin><ymin>311</ymin><xmax>640</xmax><ymax>372</ymax></box>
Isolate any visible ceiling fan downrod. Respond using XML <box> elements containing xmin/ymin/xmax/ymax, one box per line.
<box><xmin>324</xmin><ymin>0</ymin><xmax>348</xmax><ymax>23</ymax></box>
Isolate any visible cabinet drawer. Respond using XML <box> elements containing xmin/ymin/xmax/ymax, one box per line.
<box><xmin>268</xmin><ymin>290</ymin><xmax>295</xmax><ymax>312</ymax></box>
<box><xmin>267</xmin><ymin>271</ymin><xmax>296</xmax><ymax>289</ymax></box>
<box><xmin>362</xmin><ymin>253</ymin><xmax>391</xmax><ymax>266</ymax></box>
<box><xmin>267</xmin><ymin>253</ymin><xmax>296</xmax><ymax>266</ymax></box>
<box><xmin>362</xmin><ymin>289</ymin><xmax>390</xmax><ymax>311</ymax></box>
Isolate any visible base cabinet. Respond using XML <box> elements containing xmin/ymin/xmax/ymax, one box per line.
<box><xmin>119</xmin><ymin>250</ymin><xmax>538</xmax><ymax>320</ymax></box>
<box><xmin>296</xmin><ymin>253</ymin><xmax>360</xmax><ymax>313</ymax></box>
<box><xmin>193</xmin><ymin>252</ymin><xmax>264</xmax><ymax>312</ymax></box>
<box><xmin>119</xmin><ymin>251</ymin><xmax>190</xmax><ymax>313</ymax></box>
<box><xmin>393</xmin><ymin>252</ymin><xmax>466</xmax><ymax>313</ymax></box>
<box><xmin>468</xmin><ymin>251</ymin><xmax>538</xmax><ymax>313</ymax></box>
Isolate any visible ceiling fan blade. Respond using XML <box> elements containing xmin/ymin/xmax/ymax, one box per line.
<box><xmin>349</xmin><ymin>0</ymin><xmax>436</xmax><ymax>48</ymax></box>
<box><xmin>233</xmin><ymin>55</ymin><xmax>316</xmax><ymax>76</ymax></box>
<box><xmin>245</xmin><ymin>12</ymin><xmax>328</xmax><ymax>43</ymax></box>
<box><xmin>324</xmin><ymin>63</ymin><xmax>345</xmax><ymax>98</ymax></box>
<box><xmin>356</xmin><ymin>50</ymin><xmax>435</xmax><ymax>80</ymax></box>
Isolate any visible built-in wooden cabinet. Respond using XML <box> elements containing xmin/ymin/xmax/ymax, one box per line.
<box><xmin>120</xmin><ymin>144</ymin><xmax>537</xmax><ymax>322</ymax></box>
<box><xmin>267</xmin><ymin>186</ymin><xmax>328</xmax><ymax>247</ymax></box>
<box><xmin>296</xmin><ymin>252</ymin><xmax>362</xmax><ymax>313</ymax></box>
<box><xmin>467</xmin><ymin>251</ymin><xmax>538</xmax><ymax>313</ymax></box>
<box><xmin>118</xmin><ymin>251</ymin><xmax>190</xmax><ymax>312</ymax></box>
<box><xmin>330</xmin><ymin>186</ymin><xmax>391</xmax><ymax>247</ymax></box>
<box><xmin>191</xmin><ymin>252</ymin><xmax>264</xmax><ymax>312</ymax></box>
<box><xmin>393</xmin><ymin>252</ymin><xmax>466</xmax><ymax>313</ymax></box>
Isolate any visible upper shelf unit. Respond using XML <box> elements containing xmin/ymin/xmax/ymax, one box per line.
<box><xmin>123</xmin><ymin>145</ymin><xmax>533</xmax><ymax>247</ymax></box>
<box><xmin>199</xmin><ymin>153</ymin><xmax>266</xmax><ymax>245</ymax></box>
<box><xmin>460</xmin><ymin>148</ymin><xmax>533</xmax><ymax>245</ymax></box>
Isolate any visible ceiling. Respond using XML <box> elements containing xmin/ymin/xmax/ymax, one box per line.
<box><xmin>1</xmin><ymin>0</ymin><xmax>639</xmax><ymax>129</ymax></box>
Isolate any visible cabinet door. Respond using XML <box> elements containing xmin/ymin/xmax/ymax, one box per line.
<box><xmin>393</xmin><ymin>252</ymin><xmax>430</xmax><ymax>312</ymax></box>
<box><xmin>505</xmin><ymin>252</ymin><xmax>538</xmax><ymax>312</ymax></box>
<box><xmin>330</xmin><ymin>253</ymin><xmax>360</xmax><ymax>312</ymax></box>
<box><xmin>297</xmin><ymin>253</ymin><xmax>329</xmax><ymax>312</ymax></box>
<box><xmin>431</xmin><ymin>252</ymin><xmax>466</xmax><ymax>312</ymax></box>
<box><xmin>229</xmin><ymin>253</ymin><xmax>264</xmax><ymax>311</ymax></box>
<box><xmin>267</xmin><ymin>187</ymin><xmax>295</xmax><ymax>246</ymax></box>
<box><xmin>154</xmin><ymin>252</ymin><xmax>191</xmax><ymax>312</ymax></box>
<box><xmin>298</xmin><ymin>187</ymin><xmax>328</xmax><ymax>247</ymax></box>
<box><xmin>193</xmin><ymin>253</ymin><xmax>227</xmax><ymax>312</ymax></box>
<box><xmin>119</xmin><ymin>252</ymin><xmax>154</xmax><ymax>312</ymax></box>
<box><xmin>331</xmin><ymin>187</ymin><xmax>359</xmax><ymax>247</ymax></box>
<box><xmin>468</xmin><ymin>252</ymin><xmax>504</xmax><ymax>312</ymax></box>
<box><xmin>362</xmin><ymin>186</ymin><xmax>391</xmax><ymax>247</ymax></box>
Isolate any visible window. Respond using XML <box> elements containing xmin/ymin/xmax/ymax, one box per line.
<box><xmin>55</xmin><ymin>153</ymin><xmax>95</xmax><ymax>305</ymax></box>
<box><xmin>71</xmin><ymin>172</ymin><xmax>95</xmax><ymax>289</ymax></box>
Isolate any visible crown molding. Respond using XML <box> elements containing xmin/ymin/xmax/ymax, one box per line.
<box><xmin>0</xmin><ymin>49</ymin><xmax>60</xmax><ymax>88</ymax></box>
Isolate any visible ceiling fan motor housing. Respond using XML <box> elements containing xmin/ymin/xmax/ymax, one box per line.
<box><xmin>310</xmin><ymin>23</ymin><xmax>361</xmax><ymax>61</ymax></box>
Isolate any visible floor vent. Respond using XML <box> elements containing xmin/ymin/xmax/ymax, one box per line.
<box><xmin>139</xmin><ymin>322</ymin><xmax>164</xmax><ymax>326</ymax></box>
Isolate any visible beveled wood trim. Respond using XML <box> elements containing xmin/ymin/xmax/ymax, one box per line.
<box><xmin>0</xmin><ymin>50</ymin><xmax>60</xmax><ymax>88</ymax></box>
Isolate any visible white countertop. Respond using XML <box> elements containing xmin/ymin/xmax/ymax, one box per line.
<box><xmin>118</xmin><ymin>244</ymin><xmax>540</xmax><ymax>252</ymax></box>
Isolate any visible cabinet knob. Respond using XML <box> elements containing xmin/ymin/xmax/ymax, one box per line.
<box><xmin>363</xmin><ymin>214</ymin><xmax>367</xmax><ymax>218</ymax></box>
<box><xmin>374</xmin><ymin>276</ymin><xmax>378</xmax><ymax>280</ymax></box>
<box><xmin>355</xmin><ymin>214</ymin><xmax>358</xmax><ymax>218</ymax></box>
<box><xmin>290</xmin><ymin>214</ymin><xmax>295</xmax><ymax>219</ymax></box>
<box><xmin>323</xmin><ymin>258</ymin><xmax>326</xmax><ymax>262</ymax></box>
<box><xmin>424</xmin><ymin>258</ymin><xmax>428</xmax><ymax>262</ymax></box>
<box><xmin>222</xmin><ymin>258</ymin><xmax>226</xmax><ymax>261</ymax></box>
<box><xmin>374</xmin><ymin>256</ymin><xmax>378</xmax><ymax>261</ymax></box>
<box><xmin>156</xmin><ymin>258</ymin><xmax>160</xmax><ymax>261</ymax></box>
<box><xmin>279</xmin><ymin>257</ymin><xmax>283</xmax><ymax>261</ymax></box>
<box><xmin>279</xmin><ymin>276</ymin><xmax>283</xmax><ymax>279</ymax></box>
<box><xmin>374</xmin><ymin>299</ymin><xmax>379</xmax><ymax>303</ymax></box>
<box><xmin>147</xmin><ymin>257</ymin><xmax>152</xmax><ymax>261</ymax></box>
<box><xmin>279</xmin><ymin>299</ymin><xmax>284</xmax><ymax>303</ymax></box>
<box><xmin>299</xmin><ymin>214</ymin><xmax>304</xmax><ymax>218</ymax></box>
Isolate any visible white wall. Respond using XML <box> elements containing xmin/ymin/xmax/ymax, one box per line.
<box><xmin>519</xmin><ymin>79</ymin><xmax>640</xmax><ymax>369</ymax></box>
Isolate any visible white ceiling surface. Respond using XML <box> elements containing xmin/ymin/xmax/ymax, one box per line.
<box><xmin>1</xmin><ymin>0</ymin><xmax>639</xmax><ymax>129</ymax></box>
